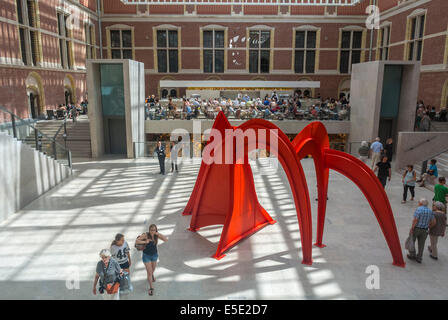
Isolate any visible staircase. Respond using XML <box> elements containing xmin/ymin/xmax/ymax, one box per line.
<box><xmin>430</xmin><ymin>121</ymin><xmax>448</xmax><ymax>132</ymax></box>
<box><xmin>23</xmin><ymin>115</ymin><xmax>91</xmax><ymax>159</ymax></box>
<box><xmin>413</xmin><ymin>150</ymin><xmax>448</xmax><ymax>190</ymax></box>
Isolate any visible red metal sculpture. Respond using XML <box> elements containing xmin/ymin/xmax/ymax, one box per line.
<box><xmin>183</xmin><ymin>112</ymin><xmax>405</xmax><ymax>267</ymax></box>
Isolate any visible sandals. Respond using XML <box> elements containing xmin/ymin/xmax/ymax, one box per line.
<box><xmin>148</xmin><ymin>288</ymin><xmax>154</xmax><ymax>296</ymax></box>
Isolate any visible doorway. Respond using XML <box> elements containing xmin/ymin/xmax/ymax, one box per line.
<box><xmin>108</xmin><ymin>118</ymin><xmax>127</xmax><ymax>154</ymax></box>
<box><xmin>28</xmin><ymin>92</ymin><xmax>40</xmax><ymax>119</ymax></box>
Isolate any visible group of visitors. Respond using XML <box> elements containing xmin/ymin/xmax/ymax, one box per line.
<box><xmin>415</xmin><ymin>100</ymin><xmax>448</xmax><ymax>130</ymax></box>
<box><xmin>55</xmin><ymin>101</ymin><xmax>88</xmax><ymax>122</ymax></box>
<box><xmin>361</xmin><ymin>137</ymin><xmax>394</xmax><ymax>188</ymax></box>
<box><xmin>93</xmin><ymin>224</ymin><xmax>167</xmax><ymax>299</ymax></box>
<box><xmin>406</xmin><ymin>195</ymin><xmax>447</xmax><ymax>263</ymax></box>
<box><xmin>145</xmin><ymin>91</ymin><xmax>351</xmax><ymax>121</ymax></box>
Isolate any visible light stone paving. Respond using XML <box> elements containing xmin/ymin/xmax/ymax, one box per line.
<box><xmin>0</xmin><ymin>156</ymin><xmax>447</xmax><ymax>300</ymax></box>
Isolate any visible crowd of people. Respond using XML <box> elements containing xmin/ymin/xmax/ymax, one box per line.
<box><xmin>415</xmin><ymin>100</ymin><xmax>448</xmax><ymax>131</ymax></box>
<box><xmin>145</xmin><ymin>91</ymin><xmax>351</xmax><ymax>121</ymax></box>
<box><xmin>358</xmin><ymin>136</ymin><xmax>448</xmax><ymax>264</ymax></box>
<box><xmin>53</xmin><ymin>100</ymin><xmax>88</xmax><ymax>122</ymax></box>
<box><xmin>93</xmin><ymin>224</ymin><xmax>168</xmax><ymax>300</ymax></box>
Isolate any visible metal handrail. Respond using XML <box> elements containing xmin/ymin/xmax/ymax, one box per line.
<box><xmin>405</xmin><ymin>135</ymin><xmax>438</xmax><ymax>152</ymax></box>
<box><xmin>0</xmin><ymin>105</ymin><xmax>72</xmax><ymax>168</ymax></box>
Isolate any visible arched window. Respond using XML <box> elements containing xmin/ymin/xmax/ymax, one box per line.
<box><xmin>169</xmin><ymin>89</ymin><xmax>177</xmax><ymax>98</ymax></box>
<box><xmin>161</xmin><ymin>89</ymin><xmax>169</xmax><ymax>99</ymax></box>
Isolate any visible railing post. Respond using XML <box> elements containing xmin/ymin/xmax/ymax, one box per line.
<box><xmin>421</xmin><ymin>160</ymin><xmax>428</xmax><ymax>176</ymax></box>
<box><xmin>11</xmin><ymin>114</ymin><xmax>17</xmax><ymax>138</ymax></box>
<box><xmin>67</xmin><ymin>150</ymin><xmax>72</xmax><ymax>169</ymax></box>
<box><xmin>53</xmin><ymin>141</ymin><xmax>57</xmax><ymax>160</ymax></box>
<box><xmin>34</xmin><ymin>129</ymin><xmax>39</xmax><ymax>150</ymax></box>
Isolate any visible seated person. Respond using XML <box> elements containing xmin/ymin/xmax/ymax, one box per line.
<box><xmin>418</xmin><ymin>159</ymin><xmax>438</xmax><ymax>187</ymax></box>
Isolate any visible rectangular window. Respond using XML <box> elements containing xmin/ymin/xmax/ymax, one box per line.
<box><xmin>16</xmin><ymin>0</ymin><xmax>23</xmax><ymax>24</ymax></box>
<box><xmin>157</xmin><ymin>29</ymin><xmax>178</xmax><ymax>73</ymax></box>
<box><xmin>110</xmin><ymin>29</ymin><xmax>134</xmax><ymax>60</ymax></box>
<box><xmin>17</xmin><ymin>0</ymin><xmax>41</xmax><ymax>66</ymax></box>
<box><xmin>57</xmin><ymin>12</ymin><xmax>73</xmax><ymax>68</ymax></box>
<box><xmin>339</xmin><ymin>30</ymin><xmax>363</xmax><ymax>74</ymax></box>
<box><xmin>19</xmin><ymin>27</ymin><xmax>27</xmax><ymax>64</ymax></box>
<box><xmin>379</xmin><ymin>26</ymin><xmax>390</xmax><ymax>60</ymax></box>
<box><xmin>294</xmin><ymin>30</ymin><xmax>316</xmax><ymax>74</ymax></box>
<box><xmin>249</xmin><ymin>30</ymin><xmax>271</xmax><ymax>73</ymax></box>
<box><xmin>407</xmin><ymin>14</ymin><xmax>425</xmax><ymax>61</ymax></box>
<box><xmin>202</xmin><ymin>29</ymin><xmax>225</xmax><ymax>73</ymax></box>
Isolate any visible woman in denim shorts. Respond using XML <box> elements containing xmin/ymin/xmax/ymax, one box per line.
<box><xmin>135</xmin><ymin>224</ymin><xmax>168</xmax><ymax>296</ymax></box>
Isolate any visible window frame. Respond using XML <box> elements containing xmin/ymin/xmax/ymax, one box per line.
<box><xmin>109</xmin><ymin>29</ymin><xmax>134</xmax><ymax>60</ymax></box>
<box><xmin>294</xmin><ymin>29</ymin><xmax>318</xmax><ymax>74</ymax></box>
<box><xmin>16</xmin><ymin>0</ymin><xmax>41</xmax><ymax>67</ymax></box>
<box><xmin>85</xmin><ymin>23</ymin><xmax>96</xmax><ymax>60</ymax></box>
<box><xmin>406</xmin><ymin>12</ymin><xmax>426</xmax><ymax>62</ymax></box>
<box><xmin>248</xmin><ymin>28</ymin><xmax>272</xmax><ymax>74</ymax></box>
<box><xmin>339</xmin><ymin>28</ymin><xmax>364</xmax><ymax>74</ymax></box>
<box><xmin>56</xmin><ymin>11</ymin><xmax>74</xmax><ymax>69</ymax></box>
<box><xmin>202</xmin><ymin>29</ymin><xmax>225</xmax><ymax>74</ymax></box>
<box><xmin>156</xmin><ymin>29</ymin><xmax>179</xmax><ymax>73</ymax></box>
<box><xmin>377</xmin><ymin>24</ymin><xmax>391</xmax><ymax>61</ymax></box>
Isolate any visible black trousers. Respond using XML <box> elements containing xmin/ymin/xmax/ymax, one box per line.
<box><xmin>158</xmin><ymin>156</ymin><xmax>165</xmax><ymax>174</ymax></box>
<box><xmin>378</xmin><ymin>176</ymin><xmax>387</xmax><ymax>188</ymax></box>
<box><xmin>403</xmin><ymin>184</ymin><xmax>415</xmax><ymax>201</ymax></box>
<box><xmin>171</xmin><ymin>161</ymin><xmax>178</xmax><ymax>172</ymax></box>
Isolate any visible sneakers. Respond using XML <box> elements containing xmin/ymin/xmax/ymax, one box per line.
<box><xmin>430</xmin><ymin>254</ymin><xmax>438</xmax><ymax>260</ymax></box>
<box><xmin>401</xmin><ymin>200</ymin><xmax>406</xmax><ymax>204</ymax></box>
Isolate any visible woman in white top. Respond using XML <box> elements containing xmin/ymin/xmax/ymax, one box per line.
<box><xmin>402</xmin><ymin>165</ymin><xmax>416</xmax><ymax>204</ymax></box>
<box><xmin>110</xmin><ymin>233</ymin><xmax>131</xmax><ymax>272</ymax></box>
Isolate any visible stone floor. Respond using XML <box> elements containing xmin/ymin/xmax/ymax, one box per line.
<box><xmin>0</xmin><ymin>156</ymin><xmax>447</xmax><ymax>300</ymax></box>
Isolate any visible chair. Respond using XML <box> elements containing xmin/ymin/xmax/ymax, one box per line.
<box><xmin>46</xmin><ymin>110</ymin><xmax>55</xmax><ymax>120</ymax></box>
<box><xmin>56</xmin><ymin>109</ymin><xmax>65</xmax><ymax>120</ymax></box>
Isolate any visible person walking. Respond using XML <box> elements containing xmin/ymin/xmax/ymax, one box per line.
<box><xmin>93</xmin><ymin>249</ymin><xmax>123</xmax><ymax>300</ymax></box>
<box><xmin>407</xmin><ymin>198</ymin><xmax>436</xmax><ymax>263</ymax></box>
<box><xmin>428</xmin><ymin>202</ymin><xmax>446</xmax><ymax>260</ymax></box>
<box><xmin>402</xmin><ymin>165</ymin><xmax>417</xmax><ymax>203</ymax></box>
<box><xmin>370</xmin><ymin>137</ymin><xmax>383</xmax><ymax>169</ymax></box>
<box><xmin>111</xmin><ymin>234</ymin><xmax>131</xmax><ymax>273</ymax></box>
<box><xmin>135</xmin><ymin>224</ymin><xmax>168</xmax><ymax>296</ymax></box>
<box><xmin>358</xmin><ymin>141</ymin><xmax>370</xmax><ymax>163</ymax></box>
<box><xmin>374</xmin><ymin>155</ymin><xmax>391</xmax><ymax>188</ymax></box>
<box><xmin>170</xmin><ymin>141</ymin><xmax>179</xmax><ymax>173</ymax></box>
<box><xmin>433</xmin><ymin>177</ymin><xmax>448</xmax><ymax>213</ymax></box>
<box><xmin>155</xmin><ymin>141</ymin><xmax>166</xmax><ymax>175</ymax></box>
<box><xmin>384</xmin><ymin>138</ymin><xmax>393</xmax><ymax>163</ymax></box>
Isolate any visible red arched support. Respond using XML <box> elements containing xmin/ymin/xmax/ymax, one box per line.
<box><xmin>324</xmin><ymin>149</ymin><xmax>405</xmax><ymax>267</ymax></box>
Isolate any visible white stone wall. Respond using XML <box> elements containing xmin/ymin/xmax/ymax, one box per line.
<box><xmin>0</xmin><ymin>132</ymin><xmax>71</xmax><ymax>223</ymax></box>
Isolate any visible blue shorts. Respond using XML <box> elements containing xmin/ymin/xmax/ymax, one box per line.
<box><xmin>142</xmin><ymin>253</ymin><xmax>158</xmax><ymax>263</ymax></box>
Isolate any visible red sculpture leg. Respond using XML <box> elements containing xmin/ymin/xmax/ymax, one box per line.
<box><xmin>324</xmin><ymin>148</ymin><xmax>405</xmax><ymax>267</ymax></box>
<box><xmin>292</xmin><ymin>122</ymin><xmax>330</xmax><ymax>248</ymax></box>
<box><xmin>183</xmin><ymin>112</ymin><xmax>232</xmax><ymax>216</ymax></box>
<box><xmin>212</xmin><ymin>162</ymin><xmax>276</xmax><ymax>260</ymax></box>
<box><xmin>238</xmin><ymin>121</ymin><xmax>313</xmax><ymax>265</ymax></box>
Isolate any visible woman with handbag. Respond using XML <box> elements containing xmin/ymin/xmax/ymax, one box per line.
<box><xmin>135</xmin><ymin>224</ymin><xmax>168</xmax><ymax>296</ymax></box>
<box><xmin>93</xmin><ymin>249</ymin><xmax>123</xmax><ymax>300</ymax></box>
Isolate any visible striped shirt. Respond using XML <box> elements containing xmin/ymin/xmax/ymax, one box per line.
<box><xmin>414</xmin><ymin>206</ymin><xmax>434</xmax><ymax>229</ymax></box>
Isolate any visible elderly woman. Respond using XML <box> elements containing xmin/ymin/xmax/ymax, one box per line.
<box><xmin>428</xmin><ymin>201</ymin><xmax>447</xmax><ymax>260</ymax></box>
<box><xmin>93</xmin><ymin>249</ymin><xmax>123</xmax><ymax>300</ymax></box>
<box><xmin>358</xmin><ymin>141</ymin><xmax>370</xmax><ymax>163</ymax></box>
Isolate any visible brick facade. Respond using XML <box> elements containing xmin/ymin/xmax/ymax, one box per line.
<box><xmin>0</xmin><ymin>0</ymin><xmax>447</xmax><ymax>121</ymax></box>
